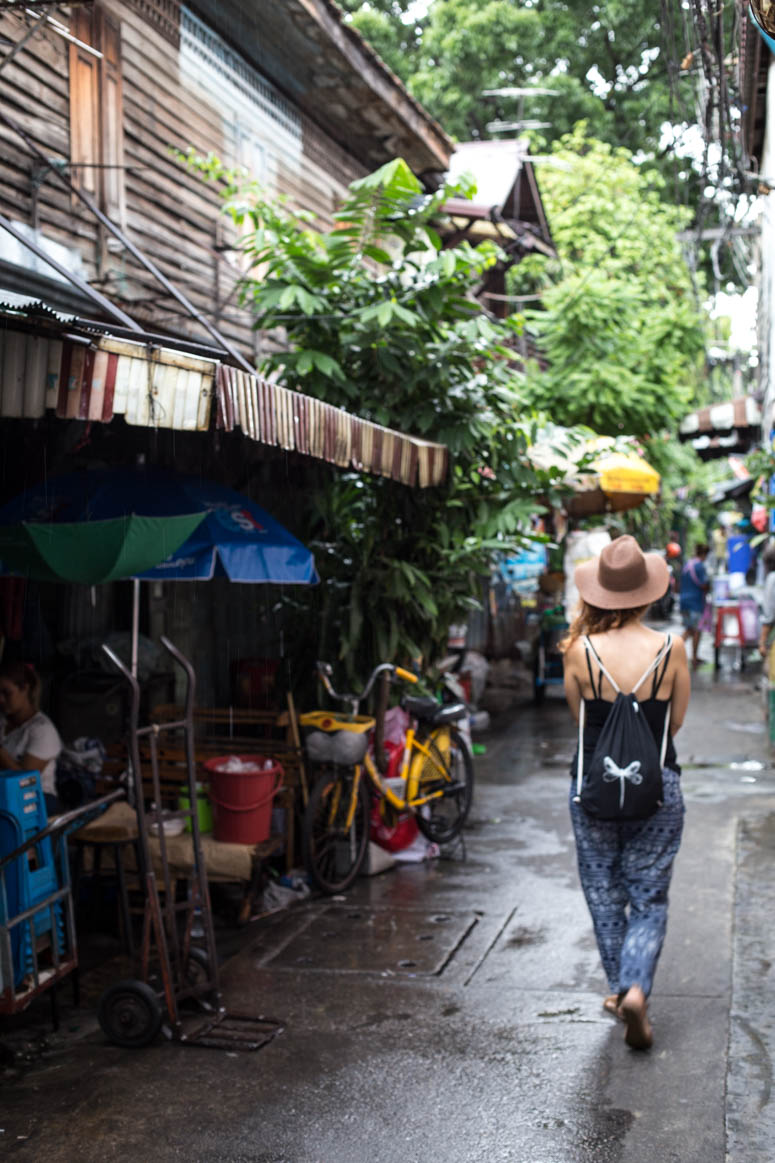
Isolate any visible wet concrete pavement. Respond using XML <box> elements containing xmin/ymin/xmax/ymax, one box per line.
<box><xmin>3</xmin><ymin>643</ymin><xmax>775</xmax><ymax>1162</ymax></box>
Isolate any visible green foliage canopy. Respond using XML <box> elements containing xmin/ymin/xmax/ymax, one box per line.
<box><xmin>186</xmin><ymin>152</ymin><xmax>568</xmax><ymax>679</ymax></box>
<box><xmin>344</xmin><ymin>0</ymin><xmax>688</xmax><ymax>174</ymax></box>
<box><xmin>516</xmin><ymin>128</ymin><xmax>705</xmax><ymax>438</ymax></box>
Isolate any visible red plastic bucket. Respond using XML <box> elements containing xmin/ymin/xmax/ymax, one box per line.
<box><xmin>203</xmin><ymin>755</ymin><xmax>283</xmax><ymax>844</ymax></box>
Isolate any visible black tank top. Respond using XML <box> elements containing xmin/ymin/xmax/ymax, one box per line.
<box><xmin>571</xmin><ymin>638</ymin><xmax>680</xmax><ymax>777</ymax></box>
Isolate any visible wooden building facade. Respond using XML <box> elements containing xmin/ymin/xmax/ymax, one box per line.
<box><xmin>0</xmin><ymin>2</ymin><xmax>454</xmax><ymax>703</ymax></box>
<box><xmin>0</xmin><ymin>0</ymin><xmax>451</xmax><ymax>358</ymax></box>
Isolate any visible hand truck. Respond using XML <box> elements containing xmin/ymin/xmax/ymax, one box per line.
<box><xmin>96</xmin><ymin>636</ymin><xmax>284</xmax><ymax>1052</ymax></box>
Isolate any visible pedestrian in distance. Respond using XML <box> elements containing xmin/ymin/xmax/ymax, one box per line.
<box><xmin>758</xmin><ymin>540</ymin><xmax>775</xmax><ymax>665</ymax></box>
<box><xmin>562</xmin><ymin>535</ymin><xmax>691</xmax><ymax>1051</ymax></box>
<box><xmin>679</xmin><ymin>543</ymin><xmax>710</xmax><ymax>669</ymax></box>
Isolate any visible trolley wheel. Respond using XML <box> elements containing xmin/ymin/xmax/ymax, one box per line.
<box><xmin>184</xmin><ymin>945</ymin><xmax>211</xmax><ymax>985</ymax></box>
<box><xmin>98</xmin><ymin>979</ymin><xmax>163</xmax><ymax>1048</ymax></box>
<box><xmin>182</xmin><ymin>946</ymin><xmax>217</xmax><ymax>1009</ymax></box>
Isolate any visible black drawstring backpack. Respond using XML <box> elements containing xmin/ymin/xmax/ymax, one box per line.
<box><xmin>574</xmin><ymin>635</ymin><xmax>672</xmax><ymax>820</ymax></box>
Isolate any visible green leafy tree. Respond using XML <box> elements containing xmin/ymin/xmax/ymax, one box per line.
<box><xmin>345</xmin><ymin>0</ymin><xmax>690</xmax><ymax>177</ymax></box>
<box><xmin>517</xmin><ymin>128</ymin><xmax>705</xmax><ymax>438</ymax></box>
<box><xmin>186</xmin><ymin>153</ymin><xmax>570</xmax><ymax>680</ymax></box>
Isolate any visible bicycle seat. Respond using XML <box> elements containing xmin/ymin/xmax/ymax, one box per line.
<box><xmin>403</xmin><ymin>696</ymin><xmax>467</xmax><ymax>726</ymax></box>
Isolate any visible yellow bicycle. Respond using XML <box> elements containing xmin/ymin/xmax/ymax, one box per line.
<box><xmin>300</xmin><ymin>661</ymin><xmax>474</xmax><ymax>893</ymax></box>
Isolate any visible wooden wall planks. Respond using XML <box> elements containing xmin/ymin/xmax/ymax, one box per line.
<box><xmin>0</xmin><ymin>2</ymin><xmax>371</xmax><ymax>357</ymax></box>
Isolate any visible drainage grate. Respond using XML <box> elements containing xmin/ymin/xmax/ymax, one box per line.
<box><xmin>264</xmin><ymin>906</ymin><xmax>478</xmax><ymax>975</ymax></box>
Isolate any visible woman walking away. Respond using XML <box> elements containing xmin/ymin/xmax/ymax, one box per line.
<box><xmin>562</xmin><ymin>536</ymin><xmax>690</xmax><ymax>1050</ymax></box>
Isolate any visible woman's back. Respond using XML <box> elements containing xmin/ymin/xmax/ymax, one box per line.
<box><xmin>564</xmin><ymin>622</ymin><xmax>691</xmax><ymax>759</ymax></box>
<box><xmin>566</xmin><ymin>623</ymin><xmax>684</xmax><ymax>704</ymax></box>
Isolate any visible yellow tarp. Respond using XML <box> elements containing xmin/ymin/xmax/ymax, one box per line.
<box><xmin>594</xmin><ymin>451</ymin><xmax>660</xmax><ymax>497</ymax></box>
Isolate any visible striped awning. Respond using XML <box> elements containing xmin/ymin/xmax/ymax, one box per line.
<box><xmin>678</xmin><ymin>396</ymin><xmax>762</xmax><ymax>460</ymax></box>
<box><xmin>0</xmin><ymin>325</ymin><xmax>448</xmax><ymax>487</ymax></box>
<box><xmin>679</xmin><ymin>396</ymin><xmax>761</xmax><ymax>438</ymax></box>
<box><xmin>216</xmin><ymin>366</ymin><xmax>447</xmax><ymax>487</ymax></box>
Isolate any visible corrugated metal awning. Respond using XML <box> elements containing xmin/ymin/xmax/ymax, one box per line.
<box><xmin>216</xmin><ymin>366</ymin><xmax>447</xmax><ymax>487</ymax></box>
<box><xmin>0</xmin><ymin>323</ymin><xmax>448</xmax><ymax>487</ymax></box>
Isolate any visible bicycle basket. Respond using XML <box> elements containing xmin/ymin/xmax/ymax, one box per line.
<box><xmin>305</xmin><ymin>729</ymin><xmax>370</xmax><ymax>765</ymax></box>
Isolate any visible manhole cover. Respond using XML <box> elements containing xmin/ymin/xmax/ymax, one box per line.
<box><xmin>265</xmin><ymin>907</ymin><xmax>478</xmax><ymax>975</ymax></box>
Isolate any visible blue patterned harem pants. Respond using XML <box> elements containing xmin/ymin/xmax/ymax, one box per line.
<box><xmin>569</xmin><ymin>767</ymin><xmax>685</xmax><ymax>997</ymax></box>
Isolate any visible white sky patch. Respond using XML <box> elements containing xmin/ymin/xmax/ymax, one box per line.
<box><xmin>711</xmin><ymin>287</ymin><xmax>758</xmax><ymax>354</ymax></box>
<box><xmin>586</xmin><ymin>65</ymin><xmax>610</xmax><ymax>97</ymax></box>
<box><xmin>405</xmin><ymin>0</ymin><xmax>431</xmax><ymax>20</ymax></box>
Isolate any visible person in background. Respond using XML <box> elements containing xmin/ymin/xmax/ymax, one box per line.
<box><xmin>679</xmin><ymin>543</ymin><xmax>710</xmax><ymax>669</ymax></box>
<box><xmin>711</xmin><ymin>525</ymin><xmax>728</xmax><ymax>574</ymax></box>
<box><xmin>665</xmin><ymin>538</ymin><xmax>682</xmax><ymax>605</ymax></box>
<box><xmin>0</xmin><ymin>660</ymin><xmax>62</xmax><ymax>815</ymax></box>
<box><xmin>758</xmin><ymin>541</ymin><xmax>775</xmax><ymax>663</ymax></box>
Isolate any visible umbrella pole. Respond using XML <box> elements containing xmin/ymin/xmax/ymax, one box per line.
<box><xmin>131</xmin><ymin>578</ymin><xmax>140</xmax><ymax>679</ymax></box>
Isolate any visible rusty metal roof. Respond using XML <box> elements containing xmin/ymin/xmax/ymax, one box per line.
<box><xmin>440</xmin><ymin>139</ymin><xmax>555</xmax><ymax>258</ymax></box>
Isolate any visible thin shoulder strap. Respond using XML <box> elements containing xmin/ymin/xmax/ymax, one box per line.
<box><xmin>651</xmin><ymin>638</ymin><xmax>673</xmax><ymax>698</ymax></box>
<box><xmin>632</xmin><ymin>634</ymin><xmax>672</xmax><ymax>694</ymax></box>
<box><xmin>583</xmin><ymin>639</ymin><xmax>602</xmax><ymax>699</ymax></box>
<box><xmin>583</xmin><ymin>636</ymin><xmax>621</xmax><ymax>694</ymax></box>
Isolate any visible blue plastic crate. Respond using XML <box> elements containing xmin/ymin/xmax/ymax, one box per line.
<box><xmin>0</xmin><ymin>772</ymin><xmax>65</xmax><ymax>987</ymax></box>
<box><xmin>0</xmin><ymin>769</ymin><xmax>48</xmax><ymax>841</ymax></box>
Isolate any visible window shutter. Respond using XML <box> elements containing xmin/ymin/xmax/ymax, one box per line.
<box><xmin>98</xmin><ymin>9</ymin><xmax>125</xmax><ymax>227</ymax></box>
<box><xmin>68</xmin><ymin>6</ymin><xmax>125</xmax><ymax>225</ymax></box>
<box><xmin>68</xmin><ymin>7</ymin><xmax>100</xmax><ymax>201</ymax></box>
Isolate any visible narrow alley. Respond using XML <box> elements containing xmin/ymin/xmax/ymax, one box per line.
<box><xmin>2</xmin><ymin>647</ymin><xmax>773</xmax><ymax>1163</ymax></box>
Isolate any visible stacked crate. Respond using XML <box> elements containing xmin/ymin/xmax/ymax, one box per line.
<box><xmin>0</xmin><ymin>771</ymin><xmax>64</xmax><ymax>987</ymax></box>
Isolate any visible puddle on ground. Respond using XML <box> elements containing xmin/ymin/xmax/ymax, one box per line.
<box><xmin>723</xmin><ymin>720</ymin><xmax>766</xmax><ymax>735</ymax></box>
<box><xmin>684</xmin><ymin>758</ymin><xmax>771</xmax><ymax>773</ymax></box>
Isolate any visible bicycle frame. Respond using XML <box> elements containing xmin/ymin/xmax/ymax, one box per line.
<box><xmin>328</xmin><ymin>723</ymin><xmax>453</xmax><ymax>833</ymax></box>
<box><xmin>302</xmin><ymin>660</ymin><xmax>473</xmax><ymax>893</ymax></box>
<box><xmin>304</xmin><ymin>659</ymin><xmax>457</xmax><ymax>832</ymax></box>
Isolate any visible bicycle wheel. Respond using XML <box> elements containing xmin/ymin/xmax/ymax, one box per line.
<box><xmin>415</xmin><ymin>725</ymin><xmax>474</xmax><ymax>845</ymax></box>
<box><xmin>303</xmin><ymin>769</ymin><xmax>371</xmax><ymax>894</ymax></box>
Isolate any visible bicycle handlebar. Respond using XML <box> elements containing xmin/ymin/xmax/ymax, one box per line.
<box><xmin>315</xmin><ymin>660</ymin><xmax>417</xmax><ymax>709</ymax></box>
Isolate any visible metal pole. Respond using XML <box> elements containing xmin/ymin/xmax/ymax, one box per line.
<box><xmin>131</xmin><ymin>578</ymin><xmax>140</xmax><ymax>679</ymax></box>
<box><xmin>0</xmin><ymin>10</ymin><xmax>44</xmax><ymax>74</ymax></box>
<box><xmin>0</xmin><ymin>108</ymin><xmax>257</xmax><ymax>374</ymax></box>
<box><xmin>0</xmin><ymin>212</ymin><xmax>142</xmax><ymax>332</ymax></box>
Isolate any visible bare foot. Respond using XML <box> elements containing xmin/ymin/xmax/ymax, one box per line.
<box><xmin>603</xmin><ymin>994</ymin><xmax>623</xmax><ymax>1017</ymax></box>
<box><xmin>619</xmin><ymin>985</ymin><xmax>653</xmax><ymax>1050</ymax></box>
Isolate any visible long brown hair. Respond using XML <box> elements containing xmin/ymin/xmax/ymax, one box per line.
<box><xmin>561</xmin><ymin>601</ymin><xmax>650</xmax><ymax>652</ymax></box>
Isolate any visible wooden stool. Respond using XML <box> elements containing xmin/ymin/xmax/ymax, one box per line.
<box><xmin>71</xmin><ymin>801</ymin><xmax>140</xmax><ymax>956</ymax></box>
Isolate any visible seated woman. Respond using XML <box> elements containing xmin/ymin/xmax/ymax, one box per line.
<box><xmin>0</xmin><ymin>660</ymin><xmax>62</xmax><ymax>815</ymax></box>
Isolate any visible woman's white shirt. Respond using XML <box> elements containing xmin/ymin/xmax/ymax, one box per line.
<box><xmin>0</xmin><ymin>711</ymin><xmax>62</xmax><ymax>794</ymax></box>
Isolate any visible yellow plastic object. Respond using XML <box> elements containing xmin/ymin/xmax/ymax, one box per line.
<box><xmin>593</xmin><ymin>451</ymin><xmax>660</xmax><ymax>497</ymax></box>
<box><xmin>298</xmin><ymin>711</ymin><xmax>375</xmax><ymax>734</ymax></box>
<box><xmin>394</xmin><ymin>666</ymin><xmax>418</xmax><ymax>683</ymax></box>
